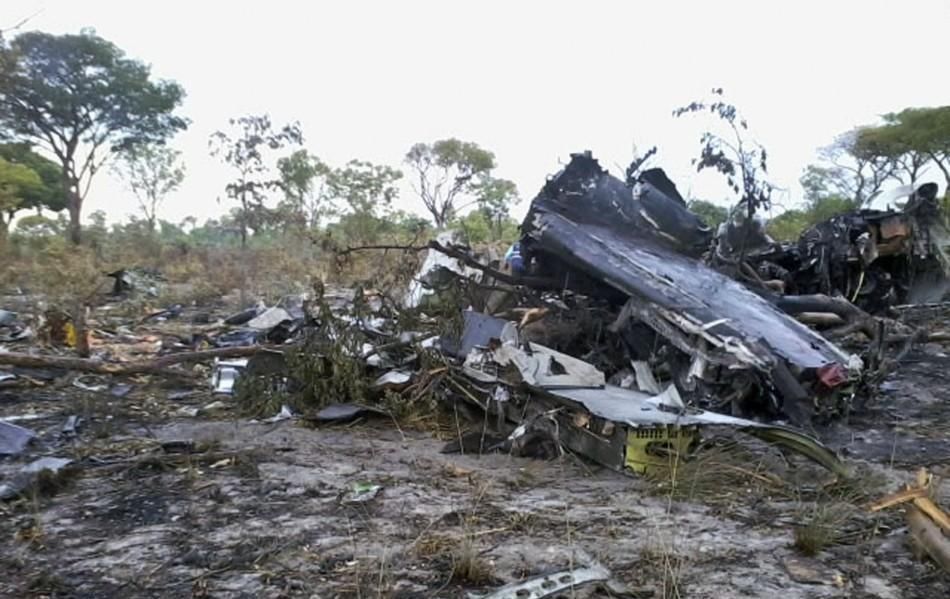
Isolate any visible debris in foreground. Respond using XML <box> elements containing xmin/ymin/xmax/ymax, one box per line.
<box><xmin>450</xmin><ymin>311</ymin><xmax>845</xmax><ymax>475</ymax></box>
<box><xmin>870</xmin><ymin>468</ymin><xmax>950</xmax><ymax>573</ymax></box>
<box><xmin>0</xmin><ymin>420</ymin><xmax>36</xmax><ymax>456</ymax></box>
<box><xmin>0</xmin><ymin>456</ymin><xmax>75</xmax><ymax>501</ymax></box>
<box><xmin>470</xmin><ymin>562</ymin><xmax>631</xmax><ymax>599</ymax></box>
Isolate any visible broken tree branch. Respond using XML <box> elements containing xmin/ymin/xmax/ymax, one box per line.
<box><xmin>340</xmin><ymin>239</ymin><xmax>562</xmax><ymax>289</ymax></box>
<box><xmin>0</xmin><ymin>345</ymin><xmax>279</xmax><ymax>375</ymax></box>
<box><xmin>335</xmin><ymin>243</ymin><xmax>428</xmax><ymax>256</ymax></box>
<box><xmin>426</xmin><ymin>240</ymin><xmax>560</xmax><ymax>289</ymax></box>
<box><xmin>795</xmin><ymin>312</ymin><xmax>846</xmax><ymax>327</ymax></box>
<box><xmin>778</xmin><ymin>294</ymin><xmax>874</xmax><ymax>325</ymax></box>
<box><xmin>907</xmin><ymin>504</ymin><xmax>950</xmax><ymax>573</ymax></box>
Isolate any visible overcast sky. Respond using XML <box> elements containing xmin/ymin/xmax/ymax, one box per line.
<box><xmin>2</xmin><ymin>0</ymin><xmax>949</xmax><ymax>225</ymax></box>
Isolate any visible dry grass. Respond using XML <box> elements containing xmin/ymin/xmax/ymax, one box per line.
<box><xmin>449</xmin><ymin>536</ymin><xmax>495</xmax><ymax>586</ymax></box>
<box><xmin>413</xmin><ymin>533</ymin><xmax>456</xmax><ymax>559</ymax></box>
<box><xmin>640</xmin><ymin>541</ymin><xmax>689</xmax><ymax>599</ymax></box>
<box><xmin>792</xmin><ymin>486</ymin><xmax>879</xmax><ymax>556</ymax></box>
<box><xmin>647</xmin><ymin>438</ymin><xmax>790</xmax><ymax>505</ymax></box>
<box><xmin>792</xmin><ymin>501</ymin><xmax>857</xmax><ymax>556</ymax></box>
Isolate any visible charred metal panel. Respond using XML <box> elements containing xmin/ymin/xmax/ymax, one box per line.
<box><xmin>523</xmin><ymin>196</ymin><xmax>848</xmax><ymax>371</ymax></box>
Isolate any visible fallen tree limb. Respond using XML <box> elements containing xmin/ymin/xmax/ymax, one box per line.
<box><xmin>426</xmin><ymin>240</ymin><xmax>562</xmax><ymax>290</ymax></box>
<box><xmin>335</xmin><ymin>243</ymin><xmax>428</xmax><ymax>256</ymax></box>
<box><xmin>869</xmin><ymin>486</ymin><xmax>928</xmax><ymax>512</ymax></box>
<box><xmin>907</xmin><ymin>504</ymin><xmax>950</xmax><ymax>573</ymax></box>
<box><xmin>778</xmin><ymin>294</ymin><xmax>880</xmax><ymax>339</ymax></box>
<box><xmin>795</xmin><ymin>312</ymin><xmax>846</xmax><ymax>327</ymax></box>
<box><xmin>0</xmin><ymin>345</ymin><xmax>279</xmax><ymax>375</ymax></box>
<box><xmin>915</xmin><ymin>496</ymin><xmax>950</xmax><ymax>535</ymax></box>
<box><xmin>338</xmin><ymin>239</ymin><xmax>563</xmax><ymax>290</ymax></box>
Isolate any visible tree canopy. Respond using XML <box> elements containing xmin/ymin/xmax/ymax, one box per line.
<box><xmin>327</xmin><ymin>159</ymin><xmax>403</xmax><ymax>244</ymax></box>
<box><xmin>0</xmin><ymin>29</ymin><xmax>187</xmax><ymax>243</ymax></box>
<box><xmin>277</xmin><ymin>149</ymin><xmax>331</xmax><ymax>229</ymax></box>
<box><xmin>112</xmin><ymin>143</ymin><xmax>185</xmax><ymax>233</ymax></box>
<box><xmin>0</xmin><ymin>155</ymin><xmax>39</xmax><ymax>238</ymax></box>
<box><xmin>855</xmin><ymin>106</ymin><xmax>950</xmax><ymax>192</ymax></box>
<box><xmin>0</xmin><ymin>142</ymin><xmax>67</xmax><ymax>214</ymax></box>
<box><xmin>405</xmin><ymin>138</ymin><xmax>498</xmax><ymax>228</ymax></box>
<box><xmin>209</xmin><ymin>114</ymin><xmax>303</xmax><ymax>248</ymax></box>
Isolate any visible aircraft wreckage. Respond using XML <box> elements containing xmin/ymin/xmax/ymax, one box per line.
<box><xmin>182</xmin><ymin>151</ymin><xmax>941</xmax><ymax>479</ymax></box>
<box><xmin>516</xmin><ymin>152</ymin><xmax>860</xmax><ymax>425</ymax></box>
<box><xmin>399</xmin><ymin>151</ymin><xmax>944</xmax><ymax>477</ymax></box>
<box><xmin>10</xmin><ymin>151</ymin><xmax>938</xmax><ymax>481</ymax></box>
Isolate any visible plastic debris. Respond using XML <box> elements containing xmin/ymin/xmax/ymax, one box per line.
<box><xmin>0</xmin><ymin>420</ymin><xmax>36</xmax><ymax>456</ymax></box>
<box><xmin>342</xmin><ymin>482</ymin><xmax>382</xmax><ymax>503</ymax></box>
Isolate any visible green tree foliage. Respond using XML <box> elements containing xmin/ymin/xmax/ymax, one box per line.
<box><xmin>807</xmin><ymin>195</ymin><xmax>856</xmax><ymax>223</ymax></box>
<box><xmin>327</xmin><ymin>160</ymin><xmax>402</xmax><ymax>244</ymax></box>
<box><xmin>209</xmin><ymin>115</ymin><xmax>303</xmax><ymax>248</ymax></box>
<box><xmin>766</xmin><ymin>195</ymin><xmax>858</xmax><ymax>242</ymax></box>
<box><xmin>0</xmin><ymin>155</ymin><xmax>40</xmax><ymax>240</ymax></box>
<box><xmin>475</xmin><ymin>177</ymin><xmax>519</xmax><ymax>240</ymax></box>
<box><xmin>0</xmin><ymin>142</ymin><xmax>67</xmax><ymax>216</ymax></box>
<box><xmin>111</xmin><ymin>143</ymin><xmax>185</xmax><ymax>234</ymax></box>
<box><xmin>675</xmin><ymin>89</ymin><xmax>773</xmax><ymax>216</ymax></box>
<box><xmin>766</xmin><ymin>209</ymin><xmax>810</xmax><ymax>242</ymax></box>
<box><xmin>405</xmin><ymin>138</ymin><xmax>497</xmax><ymax>227</ymax></box>
<box><xmin>14</xmin><ymin>213</ymin><xmax>62</xmax><ymax>238</ymax></box>
<box><xmin>686</xmin><ymin>199</ymin><xmax>729</xmax><ymax>229</ymax></box>
<box><xmin>277</xmin><ymin>149</ymin><xmax>331</xmax><ymax>229</ymax></box>
<box><xmin>855</xmin><ymin>106</ymin><xmax>950</xmax><ymax>193</ymax></box>
<box><xmin>803</xmin><ymin>130</ymin><xmax>902</xmax><ymax>207</ymax></box>
<box><xmin>451</xmin><ymin>209</ymin><xmax>520</xmax><ymax>245</ymax></box>
<box><xmin>0</xmin><ymin>30</ymin><xmax>187</xmax><ymax>243</ymax></box>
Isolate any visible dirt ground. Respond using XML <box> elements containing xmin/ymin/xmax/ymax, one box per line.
<box><xmin>2</xmin><ymin>320</ymin><xmax>950</xmax><ymax>598</ymax></box>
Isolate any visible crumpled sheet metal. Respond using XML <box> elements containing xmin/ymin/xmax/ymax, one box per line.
<box><xmin>0</xmin><ymin>420</ymin><xmax>36</xmax><ymax>456</ymax></box>
<box><xmin>440</xmin><ymin>311</ymin><xmax>519</xmax><ymax>359</ymax></box>
<box><xmin>797</xmin><ymin>182</ymin><xmax>950</xmax><ymax>310</ymax></box>
<box><xmin>469</xmin><ymin>563</ymin><xmax>613</xmax><ymax>599</ymax></box>
<box><xmin>464</xmin><ymin>342</ymin><xmax>605</xmax><ymax>388</ymax></box>
<box><xmin>522</xmin><ymin>153</ymin><xmax>853</xmax><ymax>374</ymax></box>
<box><xmin>549</xmin><ymin>384</ymin><xmax>844</xmax><ymax>474</ymax></box>
<box><xmin>453</xmin><ymin>313</ymin><xmax>845</xmax><ymax>475</ymax></box>
<box><xmin>404</xmin><ymin>230</ymin><xmax>484</xmax><ymax>309</ymax></box>
<box><xmin>210</xmin><ymin>358</ymin><xmax>248</xmax><ymax>394</ymax></box>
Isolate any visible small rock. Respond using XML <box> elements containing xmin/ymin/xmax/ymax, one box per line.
<box><xmin>861</xmin><ymin>576</ymin><xmax>899</xmax><ymax>599</ymax></box>
<box><xmin>781</xmin><ymin>555</ymin><xmax>841</xmax><ymax>585</ymax></box>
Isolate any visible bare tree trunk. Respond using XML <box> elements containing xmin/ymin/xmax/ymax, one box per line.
<box><xmin>73</xmin><ymin>299</ymin><xmax>90</xmax><ymax>358</ymax></box>
<box><xmin>68</xmin><ymin>197</ymin><xmax>82</xmax><ymax>245</ymax></box>
<box><xmin>0</xmin><ymin>345</ymin><xmax>274</xmax><ymax>374</ymax></box>
<box><xmin>929</xmin><ymin>152</ymin><xmax>950</xmax><ymax>196</ymax></box>
<box><xmin>60</xmin><ymin>161</ymin><xmax>83</xmax><ymax>244</ymax></box>
<box><xmin>238</xmin><ymin>193</ymin><xmax>249</xmax><ymax>305</ymax></box>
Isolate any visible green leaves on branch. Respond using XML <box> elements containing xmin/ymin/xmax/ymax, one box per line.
<box><xmin>854</xmin><ymin>106</ymin><xmax>950</xmax><ymax>191</ymax></box>
<box><xmin>327</xmin><ymin>160</ymin><xmax>403</xmax><ymax>245</ymax></box>
<box><xmin>675</xmin><ymin>89</ymin><xmax>773</xmax><ymax>217</ymax></box>
<box><xmin>209</xmin><ymin>114</ymin><xmax>303</xmax><ymax>247</ymax></box>
<box><xmin>405</xmin><ymin>138</ymin><xmax>518</xmax><ymax>228</ymax></box>
<box><xmin>0</xmin><ymin>156</ymin><xmax>40</xmax><ymax>233</ymax></box>
<box><xmin>0</xmin><ymin>29</ymin><xmax>188</xmax><ymax>243</ymax></box>
<box><xmin>111</xmin><ymin>143</ymin><xmax>185</xmax><ymax>233</ymax></box>
<box><xmin>0</xmin><ymin>142</ymin><xmax>65</xmax><ymax>218</ymax></box>
<box><xmin>277</xmin><ymin>149</ymin><xmax>331</xmax><ymax>229</ymax></box>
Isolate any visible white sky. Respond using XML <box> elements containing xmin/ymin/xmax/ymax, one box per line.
<box><xmin>2</xmin><ymin>0</ymin><xmax>949</xmax><ymax>225</ymax></box>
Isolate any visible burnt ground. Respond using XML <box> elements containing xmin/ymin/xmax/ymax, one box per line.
<box><xmin>2</xmin><ymin>340</ymin><xmax>950</xmax><ymax>598</ymax></box>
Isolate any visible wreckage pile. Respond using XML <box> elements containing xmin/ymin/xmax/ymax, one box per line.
<box><xmin>3</xmin><ymin>152</ymin><xmax>950</xmax><ymax>591</ymax></box>
<box><xmin>3</xmin><ymin>152</ymin><xmax>948</xmax><ymax>477</ymax></box>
